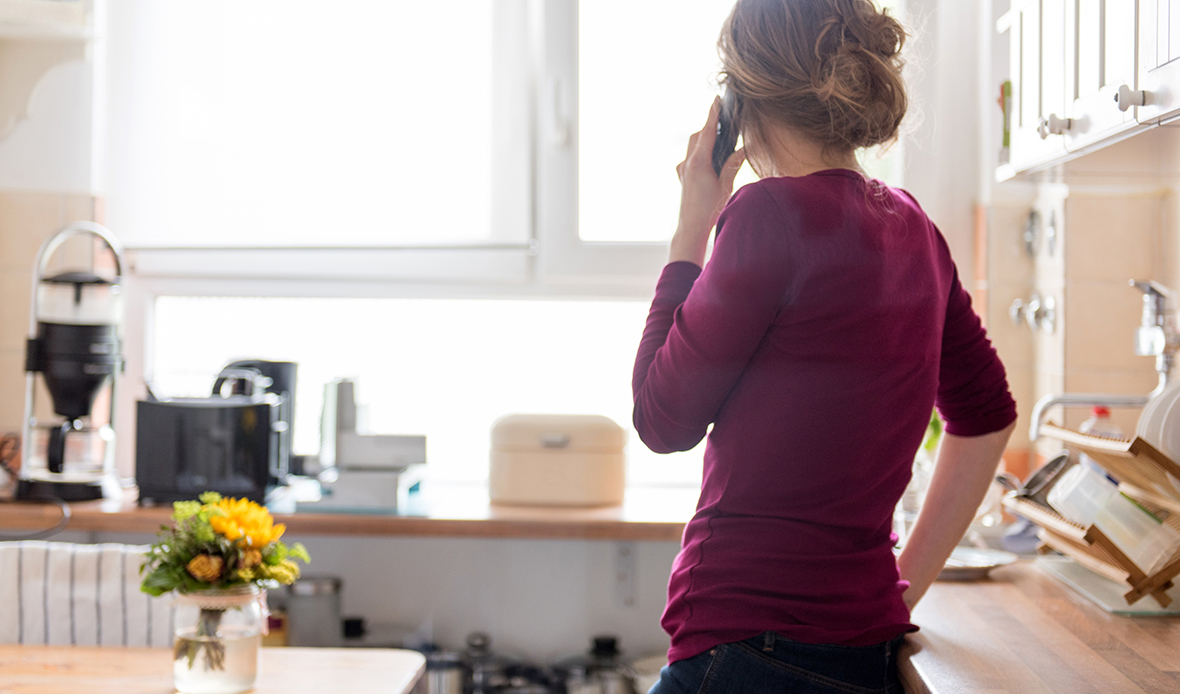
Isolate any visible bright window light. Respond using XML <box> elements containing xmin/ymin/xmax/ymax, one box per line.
<box><xmin>104</xmin><ymin>0</ymin><xmax>504</xmax><ymax>249</ymax></box>
<box><xmin>578</xmin><ymin>0</ymin><xmax>744</xmax><ymax>243</ymax></box>
<box><xmin>578</xmin><ymin>0</ymin><xmax>905</xmax><ymax>244</ymax></box>
<box><xmin>150</xmin><ymin>297</ymin><xmax>704</xmax><ymax>487</ymax></box>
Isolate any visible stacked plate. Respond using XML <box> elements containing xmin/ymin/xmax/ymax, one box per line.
<box><xmin>1137</xmin><ymin>381</ymin><xmax>1180</xmax><ymax>462</ymax></box>
<box><xmin>1137</xmin><ymin>382</ymin><xmax>1180</xmax><ymax>494</ymax></box>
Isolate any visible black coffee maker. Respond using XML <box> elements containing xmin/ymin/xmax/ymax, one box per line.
<box><xmin>135</xmin><ymin>360</ymin><xmax>296</xmax><ymax>505</ymax></box>
<box><xmin>19</xmin><ymin>223</ymin><xmax>125</xmax><ymax>502</ymax></box>
<box><xmin>213</xmin><ymin>360</ymin><xmax>297</xmax><ymax>471</ymax></box>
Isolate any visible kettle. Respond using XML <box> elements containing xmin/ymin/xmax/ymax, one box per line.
<box><xmin>557</xmin><ymin>636</ymin><xmax>637</xmax><ymax>694</ymax></box>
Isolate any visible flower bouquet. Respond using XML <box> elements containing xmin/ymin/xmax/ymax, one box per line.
<box><xmin>141</xmin><ymin>492</ymin><xmax>309</xmax><ymax>693</ymax></box>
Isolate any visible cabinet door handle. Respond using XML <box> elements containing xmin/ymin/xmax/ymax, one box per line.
<box><xmin>1115</xmin><ymin>84</ymin><xmax>1148</xmax><ymax>112</ymax></box>
<box><xmin>1037</xmin><ymin>114</ymin><xmax>1072</xmax><ymax>139</ymax></box>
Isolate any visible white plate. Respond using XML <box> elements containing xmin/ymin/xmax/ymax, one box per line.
<box><xmin>1139</xmin><ymin>381</ymin><xmax>1180</xmax><ymax>448</ymax></box>
<box><xmin>1137</xmin><ymin>389</ymin><xmax>1161</xmax><ymax>439</ymax></box>
<box><xmin>937</xmin><ymin>547</ymin><xmax>1018</xmax><ymax>581</ymax></box>
<box><xmin>1158</xmin><ymin>392</ymin><xmax>1180</xmax><ymax>460</ymax></box>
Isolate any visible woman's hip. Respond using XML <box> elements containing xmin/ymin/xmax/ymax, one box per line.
<box><xmin>648</xmin><ymin>632</ymin><xmax>904</xmax><ymax>694</ymax></box>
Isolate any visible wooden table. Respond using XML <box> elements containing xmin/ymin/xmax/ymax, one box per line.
<box><xmin>902</xmin><ymin>561</ymin><xmax>1180</xmax><ymax>694</ymax></box>
<box><xmin>0</xmin><ymin>645</ymin><xmax>425</xmax><ymax>694</ymax></box>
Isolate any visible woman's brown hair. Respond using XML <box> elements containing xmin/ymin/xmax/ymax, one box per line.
<box><xmin>718</xmin><ymin>0</ymin><xmax>908</xmax><ymax>157</ymax></box>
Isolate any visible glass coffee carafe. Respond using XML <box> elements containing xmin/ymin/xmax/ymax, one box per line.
<box><xmin>19</xmin><ymin>223</ymin><xmax>125</xmax><ymax>502</ymax></box>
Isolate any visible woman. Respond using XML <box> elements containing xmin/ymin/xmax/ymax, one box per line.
<box><xmin>632</xmin><ymin>1</ymin><xmax>1017</xmax><ymax>692</ymax></box>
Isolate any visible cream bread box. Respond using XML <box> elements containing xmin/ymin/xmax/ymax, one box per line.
<box><xmin>489</xmin><ymin>414</ymin><xmax>626</xmax><ymax>506</ymax></box>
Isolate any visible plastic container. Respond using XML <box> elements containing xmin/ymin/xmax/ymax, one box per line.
<box><xmin>286</xmin><ymin>576</ymin><xmax>343</xmax><ymax>647</ymax></box>
<box><xmin>1048</xmin><ymin>464</ymin><xmax>1180</xmax><ymax>573</ymax></box>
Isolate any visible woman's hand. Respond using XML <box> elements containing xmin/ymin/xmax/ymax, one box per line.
<box><xmin>670</xmin><ymin>96</ymin><xmax>746</xmax><ymax>267</ymax></box>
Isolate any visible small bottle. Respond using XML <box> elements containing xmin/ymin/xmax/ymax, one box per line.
<box><xmin>1078</xmin><ymin>406</ymin><xmax>1123</xmax><ymax>480</ymax></box>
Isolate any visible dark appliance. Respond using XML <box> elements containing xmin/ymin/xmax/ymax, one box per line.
<box><xmin>136</xmin><ymin>364</ymin><xmax>292</xmax><ymax>505</ymax></box>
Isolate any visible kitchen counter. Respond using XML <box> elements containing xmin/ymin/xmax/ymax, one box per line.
<box><xmin>0</xmin><ymin>485</ymin><xmax>696</xmax><ymax>541</ymax></box>
<box><xmin>902</xmin><ymin>560</ymin><xmax>1180</xmax><ymax>694</ymax></box>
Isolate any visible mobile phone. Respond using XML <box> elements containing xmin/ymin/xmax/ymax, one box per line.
<box><xmin>712</xmin><ymin>89</ymin><xmax>740</xmax><ymax>177</ymax></box>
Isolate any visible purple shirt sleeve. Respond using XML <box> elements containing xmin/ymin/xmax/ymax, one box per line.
<box><xmin>632</xmin><ymin>187</ymin><xmax>791</xmax><ymax>453</ymax></box>
<box><xmin>936</xmin><ymin>267</ymin><xmax>1018</xmax><ymax>436</ymax></box>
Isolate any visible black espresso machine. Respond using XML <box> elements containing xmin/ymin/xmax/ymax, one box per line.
<box><xmin>19</xmin><ymin>222</ymin><xmax>126</xmax><ymax>502</ymax></box>
<box><xmin>135</xmin><ymin>361</ymin><xmax>296</xmax><ymax>505</ymax></box>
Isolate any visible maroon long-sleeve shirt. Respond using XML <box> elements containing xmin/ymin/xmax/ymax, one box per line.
<box><xmin>632</xmin><ymin>170</ymin><xmax>1017</xmax><ymax>663</ymax></box>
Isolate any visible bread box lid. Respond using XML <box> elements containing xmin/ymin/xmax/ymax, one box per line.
<box><xmin>491</xmin><ymin>414</ymin><xmax>625</xmax><ymax>453</ymax></box>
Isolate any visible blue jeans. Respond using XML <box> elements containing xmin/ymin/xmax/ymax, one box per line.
<box><xmin>649</xmin><ymin>632</ymin><xmax>905</xmax><ymax>694</ymax></box>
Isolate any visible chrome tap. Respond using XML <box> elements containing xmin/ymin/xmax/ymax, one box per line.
<box><xmin>1131</xmin><ymin>280</ymin><xmax>1179</xmax><ymax>385</ymax></box>
<box><xmin>1028</xmin><ymin>280</ymin><xmax>1176</xmax><ymax>441</ymax></box>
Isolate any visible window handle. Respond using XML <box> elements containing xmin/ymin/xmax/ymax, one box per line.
<box><xmin>550</xmin><ymin>78</ymin><xmax>570</xmax><ymax>147</ymax></box>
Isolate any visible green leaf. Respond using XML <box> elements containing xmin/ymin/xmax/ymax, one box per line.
<box><xmin>198</xmin><ymin>491</ymin><xmax>222</xmax><ymax>505</ymax></box>
<box><xmin>288</xmin><ymin>542</ymin><xmax>310</xmax><ymax>564</ymax></box>
<box><xmin>263</xmin><ymin>543</ymin><xmax>287</xmax><ymax>565</ymax></box>
<box><xmin>141</xmin><ymin>566</ymin><xmax>182</xmax><ymax>596</ymax></box>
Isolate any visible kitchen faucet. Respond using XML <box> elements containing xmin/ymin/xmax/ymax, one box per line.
<box><xmin>1028</xmin><ymin>280</ymin><xmax>1176</xmax><ymax>441</ymax></box>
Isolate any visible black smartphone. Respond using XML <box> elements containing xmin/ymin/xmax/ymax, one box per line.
<box><xmin>712</xmin><ymin>89</ymin><xmax>740</xmax><ymax>176</ymax></box>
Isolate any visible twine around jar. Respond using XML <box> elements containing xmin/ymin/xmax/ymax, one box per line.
<box><xmin>177</xmin><ymin>584</ymin><xmax>261</xmax><ymax>611</ymax></box>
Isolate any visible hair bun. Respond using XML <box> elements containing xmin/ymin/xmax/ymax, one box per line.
<box><xmin>719</xmin><ymin>0</ymin><xmax>909</xmax><ymax>152</ymax></box>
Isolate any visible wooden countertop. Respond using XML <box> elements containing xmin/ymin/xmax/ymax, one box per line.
<box><xmin>0</xmin><ymin>645</ymin><xmax>424</xmax><ymax>694</ymax></box>
<box><xmin>902</xmin><ymin>560</ymin><xmax>1180</xmax><ymax>694</ymax></box>
<box><xmin>0</xmin><ymin>485</ymin><xmax>695</xmax><ymax>541</ymax></box>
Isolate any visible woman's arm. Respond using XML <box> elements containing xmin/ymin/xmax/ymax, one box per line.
<box><xmin>669</xmin><ymin>97</ymin><xmax>747</xmax><ymax>267</ymax></box>
<box><xmin>896</xmin><ymin>423</ymin><xmax>1014</xmax><ymax>609</ymax></box>
<box><xmin>631</xmin><ymin>101</ymin><xmax>775</xmax><ymax>453</ymax></box>
<box><xmin>631</xmin><ymin>186</ymin><xmax>791</xmax><ymax>453</ymax></box>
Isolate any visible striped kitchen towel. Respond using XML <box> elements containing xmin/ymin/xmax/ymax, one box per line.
<box><xmin>0</xmin><ymin>541</ymin><xmax>172</xmax><ymax>647</ymax></box>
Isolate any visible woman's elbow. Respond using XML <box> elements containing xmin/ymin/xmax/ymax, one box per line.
<box><xmin>632</xmin><ymin>405</ymin><xmax>705</xmax><ymax>454</ymax></box>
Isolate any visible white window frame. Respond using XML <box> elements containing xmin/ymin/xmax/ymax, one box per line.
<box><xmin>107</xmin><ymin>1</ymin><xmax>695</xmax><ymax>477</ymax></box>
<box><xmin>119</xmin><ymin>0</ymin><xmax>668</xmax><ymax>289</ymax></box>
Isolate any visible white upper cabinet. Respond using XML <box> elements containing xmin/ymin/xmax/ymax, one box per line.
<box><xmin>998</xmin><ymin>0</ymin><xmax>1175</xmax><ymax>174</ymax></box>
<box><xmin>1139</xmin><ymin>0</ymin><xmax>1180</xmax><ymax>123</ymax></box>
<box><xmin>1003</xmin><ymin>0</ymin><xmax>1069</xmax><ymax>172</ymax></box>
<box><xmin>1066</xmin><ymin>0</ymin><xmax>1141</xmax><ymax>150</ymax></box>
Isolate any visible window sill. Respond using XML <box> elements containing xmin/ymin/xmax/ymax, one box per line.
<box><xmin>0</xmin><ymin>485</ymin><xmax>696</xmax><ymax>542</ymax></box>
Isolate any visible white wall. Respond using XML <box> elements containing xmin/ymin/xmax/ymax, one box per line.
<box><xmin>0</xmin><ymin>54</ymin><xmax>95</xmax><ymax>193</ymax></box>
<box><xmin>903</xmin><ymin>0</ymin><xmax>986</xmax><ymax>284</ymax></box>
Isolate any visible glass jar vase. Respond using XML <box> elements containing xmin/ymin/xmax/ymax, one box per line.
<box><xmin>173</xmin><ymin>585</ymin><xmax>265</xmax><ymax>694</ymax></box>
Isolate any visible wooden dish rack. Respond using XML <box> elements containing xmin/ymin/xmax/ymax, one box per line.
<box><xmin>1002</xmin><ymin>423</ymin><xmax>1180</xmax><ymax>607</ymax></box>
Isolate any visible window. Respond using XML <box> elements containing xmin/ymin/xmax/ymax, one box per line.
<box><xmin>104</xmin><ymin>0</ymin><xmax>530</xmax><ymax>250</ymax></box>
<box><xmin>116</xmin><ymin>1</ymin><xmax>906</xmax><ymax>489</ymax></box>
<box><xmin>150</xmin><ymin>296</ymin><xmax>704</xmax><ymax>487</ymax></box>
<box><xmin>578</xmin><ymin>0</ymin><xmax>744</xmax><ymax>243</ymax></box>
<box><xmin>578</xmin><ymin>0</ymin><xmax>906</xmax><ymax>244</ymax></box>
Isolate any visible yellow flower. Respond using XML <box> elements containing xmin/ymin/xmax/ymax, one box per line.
<box><xmin>186</xmin><ymin>554</ymin><xmax>223</xmax><ymax>582</ymax></box>
<box><xmin>261</xmin><ymin>559</ymin><xmax>301</xmax><ymax>585</ymax></box>
<box><xmin>208</xmin><ymin>497</ymin><xmax>286</xmax><ymax>548</ymax></box>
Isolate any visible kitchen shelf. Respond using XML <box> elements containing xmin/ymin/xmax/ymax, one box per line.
<box><xmin>0</xmin><ymin>0</ymin><xmax>88</xmax><ymax>38</ymax></box>
<box><xmin>0</xmin><ymin>485</ymin><xmax>696</xmax><ymax>542</ymax></box>
<box><xmin>0</xmin><ymin>0</ymin><xmax>93</xmax><ymax>140</ymax></box>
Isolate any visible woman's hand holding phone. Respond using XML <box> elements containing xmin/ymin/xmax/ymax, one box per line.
<box><xmin>670</xmin><ymin>97</ymin><xmax>746</xmax><ymax>268</ymax></box>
